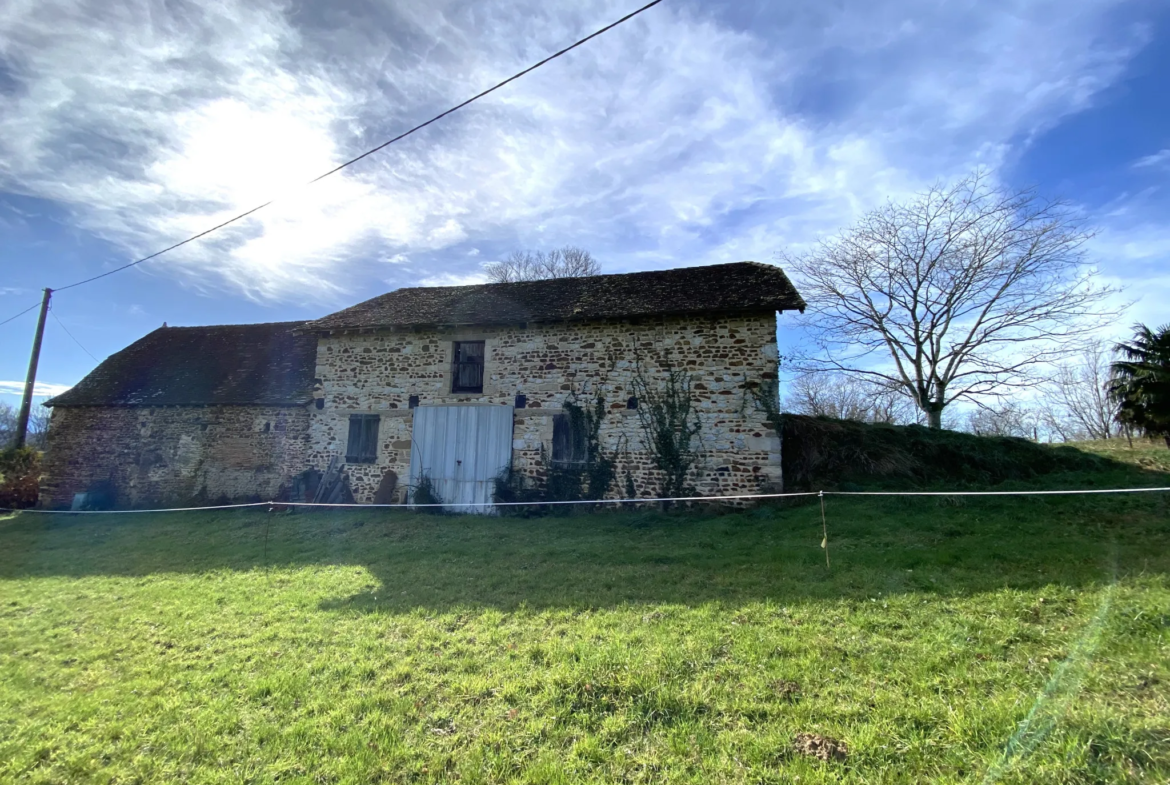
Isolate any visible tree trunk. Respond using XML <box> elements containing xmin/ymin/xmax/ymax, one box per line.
<box><xmin>928</xmin><ymin>407</ymin><xmax>942</xmax><ymax>429</ymax></box>
<box><xmin>1164</xmin><ymin>433</ymin><xmax>1170</xmax><ymax>450</ymax></box>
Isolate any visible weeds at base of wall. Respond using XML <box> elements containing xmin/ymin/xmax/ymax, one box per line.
<box><xmin>408</xmin><ymin>472</ymin><xmax>445</xmax><ymax>514</ymax></box>
<box><xmin>494</xmin><ymin>392</ymin><xmax>620</xmax><ymax>516</ymax></box>
<box><xmin>492</xmin><ymin>465</ymin><xmax>549</xmax><ymax>517</ymax></box>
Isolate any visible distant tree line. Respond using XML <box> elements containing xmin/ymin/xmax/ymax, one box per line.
<box><xmin>0</xmin><ymin>402</ymin><xmax>50</xmax><ymax>450</ymax></box>
<box><xmin>783</xmin><ymin>328</ymin><xmax>1170</xmax><ymax>445</ymax></box>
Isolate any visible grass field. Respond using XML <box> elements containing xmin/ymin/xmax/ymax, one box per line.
<box><xmin>2</xmin><ymin>441</ymin><xmax>1169</xmax><ymax>784</ymax></box>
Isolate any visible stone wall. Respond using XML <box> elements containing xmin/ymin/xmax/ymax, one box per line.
<box><xmin>310</xmin><ymin>312</ymin><xmax>782</xmax><ymax>503</ymax></box>
<box><xmin>40</xmin><ymin>405</ymin><xmax>310</xmax><ymax>508</ymax></box>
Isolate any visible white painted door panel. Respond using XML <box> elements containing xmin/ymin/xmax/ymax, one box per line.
<box><xmin>408</xmin><ymin>404</ymin><xmax>513</xmax><ymax>513</ymax></box>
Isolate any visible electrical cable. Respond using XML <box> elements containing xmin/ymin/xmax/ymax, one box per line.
<box><xmin>49</xmin><ymin>305</ymin><xmax>100</xmax><ymax>363</ymax></box>
<box><xmin>50</xmin><ymin>0</ymin><xmax>665</xmax><ymax>294</ymax></box>
<box><xmin>0</xmin><ymin>301</ymin><xmax>42</xmax><ymax>327</ymax></box>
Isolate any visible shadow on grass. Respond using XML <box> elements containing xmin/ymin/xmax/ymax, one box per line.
<box><xmin>2</xmin><ymin>461</ymin><xmax>1168</xmax><ymax>613</ymax></box>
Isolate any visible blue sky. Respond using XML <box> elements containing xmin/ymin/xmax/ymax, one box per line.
<box><xmin>1</xmin><ymin>0</ymin><xmax>1167</xmax><ymax>404</ymax></box>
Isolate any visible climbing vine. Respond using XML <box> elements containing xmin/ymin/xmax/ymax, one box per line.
<box><xmin>560</xmin><ymin>391</ymin><xmax>616</xmax><ymax>502</ymax></box>
<box><xmin>746</xmin><ymin>377</ymin><xmax>783</xmax><ymax>434</ymax></box>
<box><xmin>630</xmin><ymin>361</ymin><xmax>702</xmax><ymax>501</ymax></box>
<box><xmin>493</xmin><ymin>388</ymin><xmax>617</xmax><ymax>514</ymax></box>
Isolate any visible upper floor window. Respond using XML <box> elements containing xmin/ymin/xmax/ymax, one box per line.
<box><xmin>346</xmin><ymin>414</ymin><xmax>380</xmax><ymax>463</ymax></box>
<box><xmin>451</xmin><ymin>341</ymin><xmax>485</xmax><ymax>394</ymax></box>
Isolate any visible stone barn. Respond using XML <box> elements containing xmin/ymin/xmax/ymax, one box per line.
<box><xmin>41</xmin><ymin>262</ymin><xmax>805</xmax><ymax>510</ymax></box>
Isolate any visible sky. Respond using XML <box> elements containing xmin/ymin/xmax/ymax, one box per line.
<box><xmin>1</xmin><ymin>0</ymin><xmax>1168</xmax><ymax>406</ymax></box>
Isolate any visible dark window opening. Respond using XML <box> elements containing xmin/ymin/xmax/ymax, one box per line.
<box><xmin>515</xmin><ymin>394</ymin><xmax>527</xmax><ymax>409</ymax></box>
<box><xmin>552</xmin><ymin>413</ymin><xmax>587</xmax><ymax>464</ymax></box>
<box><xmin>627</xmin><ymin>396</ymin><xmax>638</xmax><ymax>410</ymax></box>
<box><xmin>451</xmin><ymin>341</ymin><xmax>485</xmax><ymax>394</ymax></box>
<box><xmin>408</xmin><ymin>394</ymin><xmax>419</xmax><ymax>409</ymax></box>
<box><xmin>346</xmin><ymin>414</ymin><xmax>380</xmax><ymax>463</ymax></box>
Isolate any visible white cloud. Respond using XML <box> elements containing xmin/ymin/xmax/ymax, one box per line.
<box><xmin>0</xmin><ymin>0</ymin><xmax>1151</xmax><ymax>306</ymax></box>
<box><xmin>416</xmin><ymin>272</ymin><xmax>490</xmax><ymax>287</ymax></box>
<box><xmin>0</xmin><ymin>381</ymin><xmax>72</xmax><ymax>398</ymax></box>
<box><xmin>1133</xmin><ymin>148</ymin><xmax>1170</xmax><ymax>169</ymax></box>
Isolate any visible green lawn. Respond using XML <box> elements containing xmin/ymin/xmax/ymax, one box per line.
<box><xmin>1</xmin><ymin>442</ymin><xmax>1168</xmax><ymax>784</ymax></box>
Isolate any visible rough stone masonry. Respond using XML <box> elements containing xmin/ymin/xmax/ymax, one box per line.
<box><xmin>41</xmin><ymin>263</ymin><xmax>805</xmax><ymax>508</ymax></box>
<box><xmin>310</xmin><ymin>312</ymin><xmax>782</xmax><ymax>502</ymax></box>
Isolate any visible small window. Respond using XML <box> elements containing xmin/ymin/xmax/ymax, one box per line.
<box><xmin>451</xmin><ymin>341</ymin><xmax>485</xmax><ymax>394</ymax></box>
<box><xmin>552</xmin><ymin>413</ymin><xmax>587</xmax><ymax>464</ymax></box>
<box><xmin>346</xmin><ymin>414</ymin><xmax>380</xmax><ymax>463</ymax></box>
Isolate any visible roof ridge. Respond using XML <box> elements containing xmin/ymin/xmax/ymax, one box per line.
<box><xmin>306</xmin><ymin>261</ymin><xmax>805</xmax><ymax>332</ymax></box>
<box><xmin>158</xmin><ymin>319</ymin><xmax>308</xmax><ymax>330</ymax></box>
<box><xmin>405</xmin><ymin>260</ymin><xmax>770</xmax><ymax>294</ymax></box>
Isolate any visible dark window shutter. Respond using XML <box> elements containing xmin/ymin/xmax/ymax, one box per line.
<box><xmin>552</xmin><ymin>414</ymin><xmax>570</xmax><ymax>462</ymax></box>
<box><xmin>346</xmin><ymin>416</ymin><xmax>363</xmax><ymax>462</ymax></box>
<box><xmin>346</xmin><ymin>414</ymin><xmax>380</xmax><ymax>463</ymax></box>
<box><xmin>363</xmin><ymin>416</ymin><xmax>379</xmax><ymax>461</ymax></box>
<box><xmin>552</xmin><ymin>413</ymin><xmax>586</xmax><ymax>464</ymax></box>
<box><xmin>452</xmin><ymin>340</ymin><xmax>486</xmax><ymax>393</ymax></box>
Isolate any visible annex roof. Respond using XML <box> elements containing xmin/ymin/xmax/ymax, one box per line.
<box><xmin>47</xmin><ymin>321</ymin><xmax>317</xmax><ymax>407</ymax></box>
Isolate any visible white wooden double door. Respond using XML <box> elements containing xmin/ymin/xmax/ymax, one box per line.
<box><xmin>407</xmin><ymin>404</ymin><xmax>514</xmax><ymax>513</ymax></box>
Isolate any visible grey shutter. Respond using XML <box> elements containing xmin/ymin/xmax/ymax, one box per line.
<box><xmin>347</xmin><ymin>415</ymin><xmax>380</xmax><ymax>463</ymax></box>
<box><xmin>346</xmin><ymin>416</ymin><xmax>364</xmax><ymax>462</ymax></box>
<box><xmin>552</xmin><ymin>414</ymin><xmax>570</xmax><ymax>462</ymax></box>
<box><xmin>551</xmin><ymin>414</ymin><xmax>585</xmax><ymax>463</ymax></box>
<box><xmin>363</xmin><ymin>416</ymin><xmax>380</xmax><ymax>461</ymax></box>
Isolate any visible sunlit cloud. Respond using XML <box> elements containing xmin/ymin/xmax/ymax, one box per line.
<box><xmin>0</xmin><ymin>0</ymin><xmax>1155</xmax><ymax>310</ymax></box>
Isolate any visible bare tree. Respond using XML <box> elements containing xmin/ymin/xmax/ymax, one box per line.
<box><xmin>964</xmin><ymin>401</ymin><xmax>1034</xmax><ymax>438</ymax></box>
<box><xmin>783</xmin><ymin>372</ymin><xmax>918</xmax><ymax>424</ymax></box>
<box><xmin>0</xmin><ymin>402</ymin><xmax>13</xmax><ymax>448</ymax></box>
<box><xmin>484</xmin><ymin>246</ymin><xmax>600</xmax><ymax>283</ymax></box>
<box><xmin>784</xmin><ymin>171</ymin><xmax>1118</xmax><ymax>428</ymax></box>
<box><xmin>1040</xmin><ymin>340</ymin><xmax>1120</xmax><ymax>441</ymax></box>
<box><xmin>1</xmin><ymin>401</ymin><xmax>50</xmax><ymax>449</ymax></box>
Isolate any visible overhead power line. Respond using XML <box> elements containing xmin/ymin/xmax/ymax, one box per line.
<box><xmin>0</xmin><ymin>301</ymin><xmax>43</xmax><ymax>328</ymax></box>
<box><xmin>51</xmin><ymin>0</ymin><xmax>665</xmax><ymax>294</ymax></box>
<box><xmin>49</xmin><ymin>305</ymin><xmax>100</xmax><ymax>363</ymax></box>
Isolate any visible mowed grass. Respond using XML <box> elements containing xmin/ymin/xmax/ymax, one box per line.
<box><xmin>1</xmin><ymin>444</ymin><xmax>1169</xmax><ymax>784</ymax></box>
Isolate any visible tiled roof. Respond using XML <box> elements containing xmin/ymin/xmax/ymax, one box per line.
<box><xmin>306</xmin><ymin>261</ymin><xmax>805</xmax><ymax>332</ymax></box>
<box><xmin>47</xmin><ymin>322</ymin><xmax>317</xmax><ymax>407</ymax></box>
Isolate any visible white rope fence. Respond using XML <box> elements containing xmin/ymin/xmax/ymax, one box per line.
<box><xmin>2</xmin><ymin>486</ymin><xmax>1168</xmax><ymax>515</ymax></box>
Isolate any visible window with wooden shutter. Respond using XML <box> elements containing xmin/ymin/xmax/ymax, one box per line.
<box><xmin>451</xmin><ymin>341</ymin><xmax>485</xmax><ymax>393</ymax></box>
<box><xmin>345</xmin><ymin>414</ymin><xmax>380</xmax><ymax>463</ymax></box>
<box><xmin>551</xmin><ymin>413</ymin><xmax>586</xmax><ymax>464</ymax></box>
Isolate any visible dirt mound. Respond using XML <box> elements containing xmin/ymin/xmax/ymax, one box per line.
<box><xmin>793</xmin><ymin>732</ymin><xmax>848</xmax><ymax>762</ymax></box>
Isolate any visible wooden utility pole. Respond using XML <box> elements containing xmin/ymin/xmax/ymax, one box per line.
<box><xmin>14</xmin><ymin>288</ymin><xmax>52</xmax><ymax>449</ymax></box>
